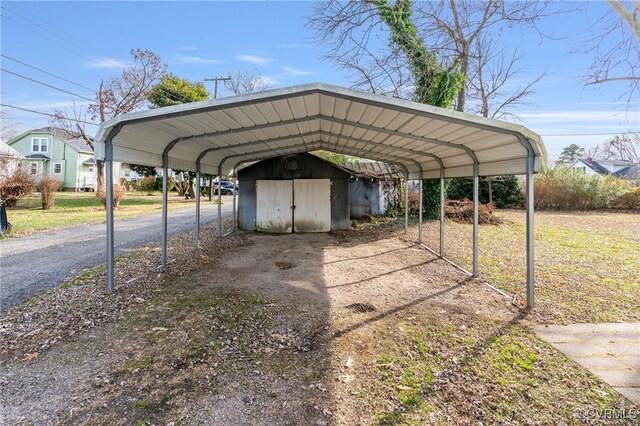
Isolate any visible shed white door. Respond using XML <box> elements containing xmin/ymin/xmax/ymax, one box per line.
<box><xmin>255</xmin><ymin>180</ymin><xmax>293</xmax><ymax>233</ymax></box>
<box><xmin>293</xmin><ymin>179</ymin><xmax>331</xmax><ymax>232</ymax></box>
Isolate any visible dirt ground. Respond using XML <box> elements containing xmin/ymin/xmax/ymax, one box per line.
<box><xmin>1</xmin><ymin>223</ymin><xmax>635</xmax><ymax>425</ymax></box>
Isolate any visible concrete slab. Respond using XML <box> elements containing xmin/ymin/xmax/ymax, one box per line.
<box><xmin>533</xmin><ymin>323</ymin><xmax>640</xmax><ymax>406</ymax></box>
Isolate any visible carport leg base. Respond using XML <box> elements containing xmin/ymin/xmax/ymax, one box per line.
<box><xmin>417</xmin><ymin>242</ymin><xmax>513</xmax><ymax>301</ymax></box>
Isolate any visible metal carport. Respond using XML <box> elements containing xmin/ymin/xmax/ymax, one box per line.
<box><xmin>95</xmin><ymin>83</ymin><xmax>546</xmax><ymax>308</ymax></box>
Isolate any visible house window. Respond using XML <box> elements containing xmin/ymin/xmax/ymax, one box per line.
<box><xmin>88</xmin><ymin>167</ymin><xmax>94</xmax><ymax>173</ymax></box>
<box><xmin>53</xmin><ymin>163</ymin><xmax>62</xmax><ymax>174</ymax></box>
<box><xmin>30</xmin><ymin>162</ymin><xmax>38</xmax><ymax>175</ymax></box>
<box><xmin>124</xmin><ymin>170</ymin><xmax>131</xmax><ymax>177</ymax></box>
<box><xmin>31</xmin><ymin>137</ymin><xmax>49</xmax><ymax>153</ymax></box>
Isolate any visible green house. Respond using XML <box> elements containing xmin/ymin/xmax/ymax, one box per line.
<box><xmin>7</xmin><ymin>127</ymin><xmax>99</xmax><ymax>191</ymax></box>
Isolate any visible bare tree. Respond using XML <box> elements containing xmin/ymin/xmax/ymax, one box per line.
<box><xmin>223</xmin><ymin>70</ymin><xmax>272</xmax><ymax>96</ymax></box>
<box><xmin>582</xmin><ymin>1</ymin><xmax>640</xmax><ymax>103</ymax></box>
<box><xmin>308</xmin><ymin>0</ymin><xmax>557</xmax><ymax>113</ymax></box>
<box><xmin>468</xmin><ymin>34</ymin><xmax>547</xmax><ymax>120</ymax></box>
<box><xmin>0</xmin><ymin>107</ymin><xmax>19</xmax><ymax>142</ymax></box>
<box><xmin>601</xmin><ymin>134</ymin><xmax>640</xmax><ymax>163</ymax></box>
<box><xmin>51</xmin><ymin>49</ymin><xmax>166</xmax><ymax>192</ymax></box>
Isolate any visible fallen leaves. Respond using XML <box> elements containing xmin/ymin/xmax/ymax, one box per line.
<box><xmin>0</xmin><ymin>219</ymin><xmax>250</xmax><ymax>360</ymax></box>
<box><xmin>20</xmin><ymin>351</ymin><xmax>38</xmax><ymax>361</ymax></box>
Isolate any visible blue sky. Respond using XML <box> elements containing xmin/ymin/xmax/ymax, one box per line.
<box><xmin>1</xmin><ymin>1</ymin><xmax>638</xmax><ymax>160</ymax></box>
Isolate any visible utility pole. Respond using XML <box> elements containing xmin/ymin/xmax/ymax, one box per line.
<box><xmin>204</xmin><ymin>75</ymin><xmax>231</xmax><ymax>99</ymax></box>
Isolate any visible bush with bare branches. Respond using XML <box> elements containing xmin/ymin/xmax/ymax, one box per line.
<box><xmin>0</xmin><ymin>168</ymin><xmax>35</xmax><ymax>207</ymax></box>
<box><xmin>97</xmin><ymin>185</ymin><xmax>126</xmax><ymax>209</ymax></box>
<box><xmin>38</xmin><ymin>176</ymin><xmax>62</xmax><ymax>210</ymax></box>
<box><xmin>534</xmin><ymin>168</ymin><xmax>626</xmax><ymax>210</ymax></box>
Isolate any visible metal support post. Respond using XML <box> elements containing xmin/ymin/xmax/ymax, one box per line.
<box><xmin>472</xmin><ymin>162</ymin><xmax>479</xmax><ymax>277</ymax></box>
<box><xmin>217</xmin><ymin>167</ymin><xmax>222</xmax><ymax>237</ymax></box>
<box><xmin>440</xmin><ymin>167</ymin><xmax>445</xmax><ymax>258</ymax></box>
<box><xmin>195</xmin><ymin>168</ymin><xmax>201</xmax><ymax>248</ymax></box>
<box><xmin>161</xmin><ymin>160</ymin><xmax>168</xmax><ymax>267</ymax></box>
<box><xmin>404</xmin><ymin>173</ymin><xmax>409</xmax><ymax>234</ymax></box>
<box><xmin>418</xmin><ymin>173</ymin><xmax>423</xmax><ymax>244</ymax></box>
<box><xmin>232</xmin><ymin>170</ymin><xmax>237</xmax><ymax>231</ymax></box>
<box><xmin>526</xmin><ymin>155</ymin><xmax>535</xmax><ymax>308</ymax></box>
<box><xmin>105</xmin><ymin>142</ymin><xmax>114</xmax><ymax>292</ymax></box>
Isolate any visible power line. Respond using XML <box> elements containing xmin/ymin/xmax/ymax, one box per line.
<box><xmin>1</xmin><ymin>54</ymin><xmax>96</xmax><ymax>94</ymax></box>
<box><xmin>0</xmin><ymin>103</ymin><xmax>99</xmax><ymax>126</ymax></box>
<box><xmin>0</xmin><ymin>4</ymin><xmax>200</xmax><ymax>103</ymax></box>
<box><xmin>1</xmin><ymin>68</ymin><xmax>96</xmax><ymax>102</ymax></box>
<box><xmin>1</xmin><ymin>7</ymin><xmax>194</xmax><ymax>105</ymax></box>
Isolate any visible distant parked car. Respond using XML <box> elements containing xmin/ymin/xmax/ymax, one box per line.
<box><xmin>212</xmin><ymin>181</ymin><xmax>237</xmax><ymax>195</ymax></box>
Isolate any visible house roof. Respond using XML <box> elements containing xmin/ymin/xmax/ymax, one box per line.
<box><xmin>576</xmin><ymin>158</ymin><xmax>640</xmax><ymax>179</ymax></box>
<box><xmin>614</xmin><ymin>165</ymin><xmax>640</xmax><ymax>180</ymax></box>
<box><xmin>340</xmin><ymin>160</ymin><xmax>403</xmax><ymax>179</ymax></box>
<box><xmin>26</xmin><ymin>153</ymin><xmax>50</xmax><ymax>160</ymax></box>
<box><xmin>577</xmin><ymin>159</ymin><xmax>611</xmax><ymax>174</ymax></box>
<box><xmin>0</xmin><ymin>141</ymin><xmax>24</xmax><ymax>158</ymax></box>
<box><xmin>13</xmin><ymin>127</ymin><xmax>94</xmax><ymax>154</ymax></box>
<box><xmin>95</xmin><ymin>83</ymin><xmax>545</xmax><ymax>180</ymax></box>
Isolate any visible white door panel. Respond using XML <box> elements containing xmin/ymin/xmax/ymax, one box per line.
<box><xmin>256</xmin><ymin>180</ymin><xmax>293</xmax><ymax>233</ymax></box>
<box><xmin>294</xmin><ymin>179</ymin><xmax>331</xmax><ymax>232</ymax></box>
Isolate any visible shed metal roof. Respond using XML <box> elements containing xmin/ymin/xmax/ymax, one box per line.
<box><xmin>95</xmin><ymin>83</ymin><xmax>546</xmax><ymax>180</ymax></box>
<box><xmin>340</xmin><ymin>160</ymin><xmax>403</xmax><ymax>179</ymax></box>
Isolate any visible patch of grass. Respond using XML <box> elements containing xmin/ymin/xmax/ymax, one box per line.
<box><xmin>125</xmin><ymin>358</ymin><xmax>154</xmax><ymax>371</ymax></box>
<box><xmin>345</xmin><ymin>310</ymin><xmax>634</xmax><ymax>425</ymax></box>
<box><xmin>133</xmin><ymin>400</ymin><xmax>147</xmax><ymax>409</ymax></box>
<box><xmin>420</xmin><ymin>210</ymin><xmax>640</xmax><ymax>324</ymax></box>
<box><xmin>4</xmin><ymin>192</ymin><xmax>198</xmax><ymax>238</ymax></box>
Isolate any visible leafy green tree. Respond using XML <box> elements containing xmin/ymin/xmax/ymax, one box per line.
<box><xmin>373</xmin><ymin>0</ymin><xmax>463</xmax><ymax>108</ymax></box>
<box><xmin>128</xmin><ymin>164</ymin><xmax>157</xmax><ymax>177</ymax></box>
<box><xmin>147</xmin><ymin>73</ymin><xmax>209</xmax><ymax>107</ymax></box>
<box><xmin>557</xmin><ymin>144</ymin><xmax>585</xmax><ymax>166</ymax></box>
<box><xmin>146</xmin><ymin>74</ymin><xmax>210</xmax><ymax>198</ymax></box>
<box><xmin>312</xmin><ymin>150</ymin><xmax>352</xmax><ymax>165</ymax></box>
<box><xmin>446</xmin><ymin>176</ymin><xmax>523</xmax><ymax>208</ymax></box>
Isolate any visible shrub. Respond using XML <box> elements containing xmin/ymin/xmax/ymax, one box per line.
<box><xmin>612</xmin><ymin>186</ymin><xmax>640</xmax><ymax>210</ymax></box>
<box><xmin>0</xmin><ymin>168</ymin><xmax>35</xmax><ymax>207</ymax></box>
<box><xmin>534</xmin><ymin>168</ymin><xmax>626</xmax><ymax>210</ymax></box>
<box><xmin>38</xmin><ymin>176</ymin><xmax>62</xmax><ymax>210</ymax></box>
<box><xmin>97</xmin><ymin>184</ymin><xmax>127</xmax><ymax>209</ymax></box>
<box><xmin>446</xmin><ymin>175</ymin><xmax>523</xmax><ymax>208</ymax></box>
<box><xmin>421</xmin><ymin>179</ymin><xmax>445</xmax><ymax>219</ymax></box>
<box><xmin>140</xmin><ymin>176</ymin><xmax>156</xmax><ymax>195</ymax></box>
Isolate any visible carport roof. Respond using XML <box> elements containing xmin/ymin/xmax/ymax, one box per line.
<box><xmin>95</xmin><ymin>83</ymin><xmax>546</xmax><ymax>180</ymax></box>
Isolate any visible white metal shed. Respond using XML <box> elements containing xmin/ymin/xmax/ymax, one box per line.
<box><xmin>95</xmin><ymin>83</ymin><xmax>545</xmax><ymax>308</ymax></box>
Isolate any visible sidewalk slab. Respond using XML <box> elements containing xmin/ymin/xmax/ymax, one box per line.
<box><xmin>533</xmin><ymin>323</ymin><xmax>640</xmax><ymax>406</ymax></box>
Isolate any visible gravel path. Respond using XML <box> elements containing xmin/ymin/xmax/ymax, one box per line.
<box><xmin>0</xmin><ymin>199</ymin><xmax>233</xmax><ymax>310</ymax></box>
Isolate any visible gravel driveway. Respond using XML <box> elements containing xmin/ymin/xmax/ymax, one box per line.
<box><xmin>0</xmin><ymin>200</ymin><xmax>233</xmax><ymax>310</ymax></box>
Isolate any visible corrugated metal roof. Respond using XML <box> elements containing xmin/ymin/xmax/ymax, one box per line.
<box><xmin>95</xmin><ymin>83</ymin><xmax>545</xmax><ymax>179</ymax></box>
<box><xmin>340</xmin><ymin>160</ymin><xmax>403</xmax><ymax>179</ymax></box>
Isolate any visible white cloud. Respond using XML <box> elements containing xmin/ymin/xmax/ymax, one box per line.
<box><xmin>283</xmin><ymin>66</ymin><xmax>314</xmax><ymax>77</ymax></box>
<box><xmin>175</xmin><ymin>55</ymin><xmax>221</xmax><ymax>65</ymax></box>
<box><xmin>85</xmin><ymin>57</ymin><xmax>127</xmax><ymax>69</ymax></box>
<box><xmin>519</xmin><ymin>110</ymin><xmax>639</xmax><ymax>125</ymax></box>
<box><xmin>235</xmin><ymin>54</ymin><xmax>275</xmax><ymax>66</ymax></box>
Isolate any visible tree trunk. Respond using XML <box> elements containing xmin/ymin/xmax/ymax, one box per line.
<box><xmin>487</xmin><ymin>177</ymin><xmax>493</xmax><ymax>205</ymax></box>
<box><xmin>95</xmin><ymin>159</ymin><xmax>105</xmax><ymax>193</ymax></box>
<box><xmin>456</xmin><ymin>45</ymin><xmax>469</xmax><ymax>112</ymax></box>
<box><xmin>209</xmin><ymin>176</ymin><xmax>213</xmax><ymax>201</ymax></box>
